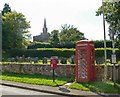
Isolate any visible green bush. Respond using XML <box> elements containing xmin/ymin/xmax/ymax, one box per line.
<box><xmin>9</xmin><ymin>48</ymin><xmax>75</xmax><ymax>59</ymax></box>
<box><xmin>27</xmin><ymin>40</ymin><xmax>112</xmax><ymax>49</ymax></box>
<box><xmin>60</xmin><ymin>57</ymin><xmax>67</xmax><ymax>64</ymax></box>
<box><xmin>4</xmin><ymin>48</ymin><xmax>120</xmax><ymax>64</ymax></box>
<box><xmin>95</xmin><ymin>48</ymin><xmax>120</xmax><ymax>64</ymax></box>
<box><xmin>94</xmin><ymin>40</ymin><xmax>112</xmax><ymax>48</ymax></box>
<box><xmin>28</xmin><ymin>42</ymin><xmax>75</xmax><ymax>49</ymax></box>
<box><xmin>27</xmin><ymin>42</ymin><xmax>51</xmax><ymax>49</ymax></box>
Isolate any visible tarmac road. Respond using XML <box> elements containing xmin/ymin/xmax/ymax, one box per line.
<box><xmin>1</xmin><ymin>85</ymin><xmax>68</xmax><ymax>97</ymax></box>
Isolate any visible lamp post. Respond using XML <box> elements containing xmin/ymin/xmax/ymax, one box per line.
<box><xmin>0</xmin><ymin>11</ymin><xmax>2</xmax><ymax>62</ymax></box>
<box><xmin>102</xmin><ymin>0</ymin><xmax>107</xmax><ymax>81</ymax></box>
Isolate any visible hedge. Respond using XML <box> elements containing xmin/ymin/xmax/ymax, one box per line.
<box><xmin>95</xmin><ymin>48</ymin><xmax>120</xmax><ymax>62</ymax></box>
<box><xmin>27</xmin><ymin>42</ymin><xmax>75</xmax><ymax>49</ymax></box>
<box><xmin>7</xmin><ymin>48</ymin><xmax>120</xmax><ymax>62</ymax></box>
<box><xmin>27</xmin><ymin>40</ymin><xmax>112</xmax><ymax>49</ymax></box>
<box><xmin>9</xmin><ymin>48</ymin><xmax>75</xmax><ymax>59</ymax></box>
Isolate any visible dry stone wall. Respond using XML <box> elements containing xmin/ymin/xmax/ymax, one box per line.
<box><xmin>1</xmin><ymin>64</ymin><xmax>75</xmax><ymax>77</ymax></box>
<box><xmin>1</xmin><ymin>64</ymin><xmax>120</xmax><ymax>81</ymax></box>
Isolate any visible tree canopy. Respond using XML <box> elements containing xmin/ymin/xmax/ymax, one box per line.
<box><xmin>59</xmin><ymin>24</ymin><xmax>86</xmax><ymax>43</ymax></box>
<box><xmin>49</xmin><ymin>30</ymin><xmax>59</xmax><ymax>45</ymax></box>
<box><xmin>96</xmin><ymin>1</ymin><xmax>120</xmax><ymax>47</ymax></box>
<box><xmin>2</xmin><ymin>4</ymin><xmax>31</xmax><ymax>51</ymax></box>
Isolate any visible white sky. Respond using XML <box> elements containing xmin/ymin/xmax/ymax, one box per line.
<box><xmin>0</xmin><ymin>0</ymin><xmax>110</xmax><ymax>41</ymax></box>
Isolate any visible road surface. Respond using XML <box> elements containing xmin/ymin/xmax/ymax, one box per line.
<box><xmin>0</xmin><ymin>85</ymin><xmax>67</xmax><ymax>97</ymax></box>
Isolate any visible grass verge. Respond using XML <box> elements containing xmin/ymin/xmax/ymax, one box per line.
<box><xmin>69</xmin><ymin>81</ymin><xmax>120</xmax><ymax>93</ymax></box>
<box><xmin>1</xmin><ymin>72</ymin><xmax>120</xmax><ymax>93</ymax></box>
<box><xmin>0</xmin><ymin>72</ymin><xmax>73</xmax><ymax>87</ymax></box>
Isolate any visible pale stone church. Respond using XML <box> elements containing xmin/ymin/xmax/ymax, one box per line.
<box><xmin>33</xmin><ymin>19</ymin><xmax>50</xmax><ymax>42</ymax></box>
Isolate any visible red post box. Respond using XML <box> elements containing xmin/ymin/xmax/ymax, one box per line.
<box><xmin>50</xmin><ymin>56</ymin><xmax>58</xmax><ymax>69</ymax></box>
<box><xmin>76</xmin><ymin>40</ymin><xmax>96</xmax><ymax>82</ymax></box>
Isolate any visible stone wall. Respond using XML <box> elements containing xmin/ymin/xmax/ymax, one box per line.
<box><xmin>1</xmin><ymin>64</ymin><xmax>75</xmax><ymax>77</ymax></box>
<box><xmin>1</xmin><ymin>64</ymin><xmax>120</xmax><ymax>81</ymax></box>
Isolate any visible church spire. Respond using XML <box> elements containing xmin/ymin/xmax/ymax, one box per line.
<box><xmin>43</xmin><ymin>18</ymin><xmax>47</xmax><ymax>33</ymax></box>
<box><xmin>44</xmin><ymin>18</ymin><xmax>46</xmax><ymax>28</ymax></box>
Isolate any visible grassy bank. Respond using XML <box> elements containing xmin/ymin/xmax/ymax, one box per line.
<box><xmin>69</xmin><ymin>81</ymin><xmax>120</xmax><ymax>93</ymax></box>
<box><xmin>1</xmin><ymin>72</ymin><xmax>120</xmax><ymax>93</ymax></box>
<box><xmin>0</xmin><ymin>72</ymin><xmax>73</xmax><ymax>87</ymax></box>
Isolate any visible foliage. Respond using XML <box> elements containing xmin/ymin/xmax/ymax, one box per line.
<box><xmin>69</xmin><ymin>81</ymin><xmax>120</xmax><ymax>93</ymax></box>
<box><xmin>28</xmin><ymin>40</ymin><xmax>113</xmax><ymax>49</ymax></box>
<box><xmin>4</xmin><ymin>48</ymin><xmax>120</xmax><ymax>64</ymax></box>
<box><xmin>1</xmin><ymin>72</ymin><xmax>72</xmax><ymax>87</ymax></box>
<box><xmin>28</xmin><ymin>42</ymin><xmax>76</xmax><ymax>49</ymax></box>
<box><xmin>28</xmin><ymin>42</ymin><xmax>51</xmax><ymax>49</ymax></box>
<box><xmin>59</xmin><ymin>24</ymin><xmax>86</xmax><ymax>43</ymax></box>
<box><xmin>96</xmin><ymin>1</ymin><xmax>120</xmax><ymax>48</ymax></box>
<box><xmin>95</xmin><ymin>48</ymin><xmax>120</xmax><ymax>63</ymax></box>
<box><xmin>2</xmin><ymin>3</ymin><xmax>31</xmax><ymax>51</ymax></box>
<box><xmin>8</xmin><ymin>48</ymin><xmax>75</xmax><ymax>59</ymax></box>
<box><xmin>60</xmin><ymin>57</ymin><xmax>67</xmax><ymax>64</ymax></box>
<box><xmin>94</xmin><ymin>40</ymin><xmax>112</xmax><ymax>48</ymax></box>
<box><xmin>49</xmin><ymin>30</ymin><xmax>60</xmax><ymax>45</ymax></box>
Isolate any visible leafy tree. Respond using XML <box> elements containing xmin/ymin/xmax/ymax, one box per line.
<box><xmin>2</xmin><ymin>3</ymin><xmax>11</xmax><ymax>15</ymax></box>
<box><xmin>59</xmin><ymin>24</ymin><xmax>86</xmax><ymax>43</ymax></box>
<box><xmin>49</xmin><ymin>30</ymin><xmax>59</xmax><ymax>45</ymax></box>
<box><xmin>96</xmin><ymin>1</ymin><xmax>120</xmax><ymax>48</ymax></box>
<box><xmin>2</xmin><ymin>11</ymin><xmax>31</xmax><ymax>50</ymax></box>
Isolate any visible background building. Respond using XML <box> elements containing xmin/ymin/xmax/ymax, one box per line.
<box><xmin>33</xmin><ymin>18</ymin><xmax>50</xmax><ymax>42</ymax></box>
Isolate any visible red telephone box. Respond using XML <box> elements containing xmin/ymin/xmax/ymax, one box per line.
<box><xmin>50</xmin><ymin>56</ymin><xmax>58</xmax><ymax>69</ymax></box>
<box><xmin>76</xmin><ymin>40</ymin><xmax>96</xmax><ymax>82</ymax></box>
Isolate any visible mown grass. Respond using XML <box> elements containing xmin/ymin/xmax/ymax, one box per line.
<box><xmin>1</xmin><ymin>72</ymin><xmax>120</xmax><ymax>93</ymax></box>
<box><xmin>0</xmin><ymin>72</ymin><xmax>74</xmax><ymax>87</ymax></box>
<box><xmin>69</xmin><ymin>81</ymin><xmax>120</xmax><ymax>93</ymax></box>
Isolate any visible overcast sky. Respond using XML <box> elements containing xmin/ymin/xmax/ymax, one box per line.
<box><xmin>0</xmin><ymin>0</ymin><xmax>110</xmax><ymax>41</ymax></box>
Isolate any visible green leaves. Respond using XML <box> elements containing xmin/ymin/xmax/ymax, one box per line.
<box><xmin>49</xmin><ymin>30</ymin><xmax>60</xmax><ymax>45</ymax></box>
<box><xmin>96</xmin><ymin>1</ymin><xmax>120</xmax><ymax>47</ymax></box>
<box><xmin>59</xmin><ymin>24</ymin><xmax>86</xmax><ymax>43</ymax></box>
<box><xmin>2</xmin><ymin>4</ymin><xmax>31</xmax><ymax>50</ymax></box>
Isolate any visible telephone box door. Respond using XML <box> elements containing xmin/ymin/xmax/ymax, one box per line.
<box><xmin>76</xmin><ymin>40</ymin><xmax>95</xmax><ymax>82</ymax></box>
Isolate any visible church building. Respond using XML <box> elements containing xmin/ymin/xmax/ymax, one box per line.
<box><xmin>33</xmin><ymin>19</ymin><xmax>50</xmax><ymax>42</ymax></box>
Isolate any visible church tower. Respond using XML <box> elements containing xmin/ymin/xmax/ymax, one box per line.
<box><xmin>33</xmin><ymin>18</ymin><xmax>50</xmax><ymax>42</ymax></box>
<box><xmin>43</xmin><ymin>18</ymin><xmax>47</xmax><ymax>33</ymax></box>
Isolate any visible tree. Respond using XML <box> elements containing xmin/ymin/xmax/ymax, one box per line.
<box><xmin>49</xmin><ymin>30</ymin><xmax>59</xmax><ymax>45</ymax></box>
<box><xmin>59</xmin><ymin>24</ymin><xmax>86</xmax><ymax>43</ymax></box>
<box><xmin>96</xmin><ymin>1</ymin><xmax>120</xmax><ymax>47</ymax></box>
<box><xmin>2</xmin><ymin>11</ymin><xmax>31</xmax><ymax>50</ymax></box>
<box><xmin>2</xmin><ymin>3</ymin><xmax>11</xmax><ymax>15</ymax></box>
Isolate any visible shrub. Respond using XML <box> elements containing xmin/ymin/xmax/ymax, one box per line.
<box><xmin>42</xmin><ymin>57</ymin><xmax>48</xmax><ymax>64</ymax></box>
<box><xmin>93</xmin><ymin>40</ymin><xmax>112</xmax><ymax>48</ymax></box>
<box><xmin>9</xmin><ymin>48</ymin><xmax>75</xmax><ymax>59</ymax></box>
<box><xmin>28</xmin><ymin>42</ymin><xmax>76</xmax><ymax>49</ymax></box>
<box><xmin>4</xmin><ymin>48</ymin><xmax>120</xmax><ymax>64</ymax></box>
<box><xmin>60</xmin><ymin>57</ymin><xmax>67</xmax><ymax>64</ymax></box>
<box><xmin>95</xmin><ymin>48</ymin><xmax>120</xmax><ymax>64</ymax></box>
<box><xmin>27</xmin><ymin>40</ymin><xmax>112</xmax><ymax>49</ymax></box>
